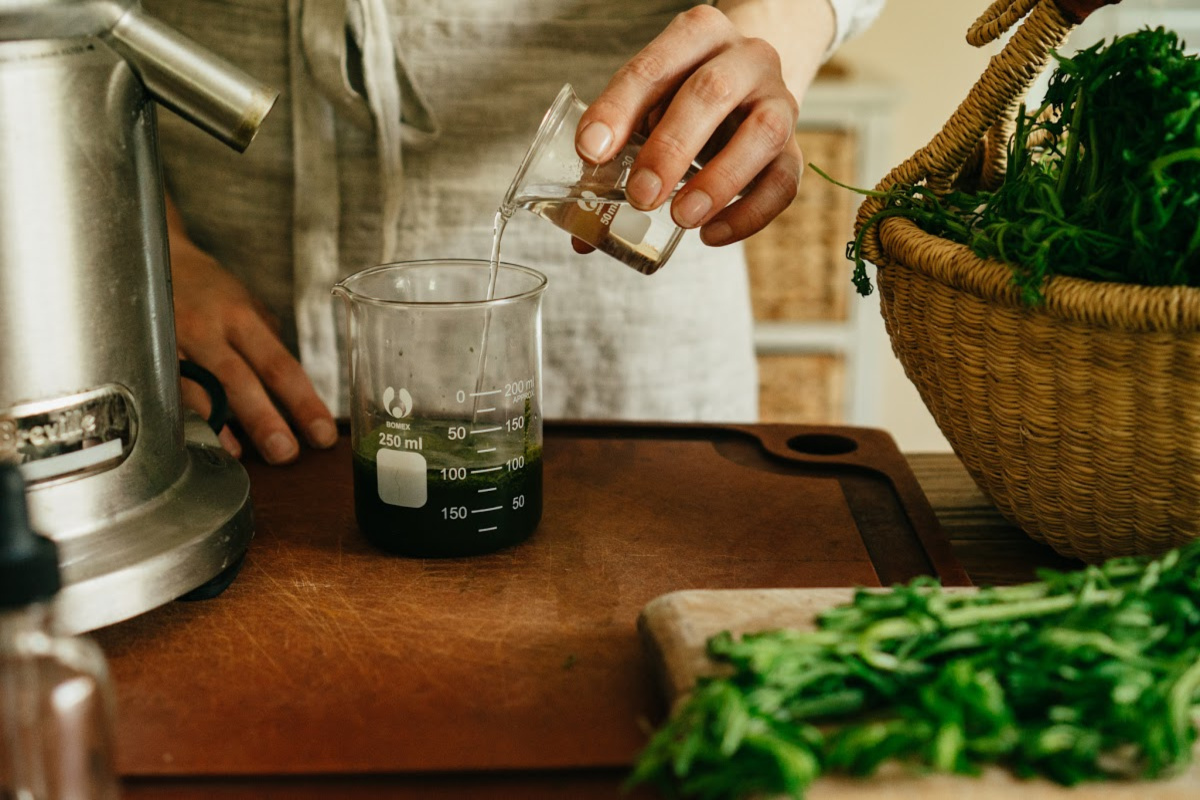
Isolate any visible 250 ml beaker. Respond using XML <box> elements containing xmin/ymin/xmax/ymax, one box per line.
<box><xmin>333</xmin><ymin>260</ymin><xmax>546</xmax><ymax>557</ymax></box>
<box><xmin>504</xmin><ymin>83</ymin><xmax>699</xmax><ymax>275</ymax></box>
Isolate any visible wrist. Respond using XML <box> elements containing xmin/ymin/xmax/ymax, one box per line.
<box><xmin>714</xmin><ymin>0</ymin><xmax>836</xmax><ymax>104</ymax></box>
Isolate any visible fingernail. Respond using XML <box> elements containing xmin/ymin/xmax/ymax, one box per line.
<box><xmin>673</xmin><ymin>191</ymin><xmax>713</xmax><ymax>228</ymax></box>
<box><xmin>218</xmin><ymin>428</ymin><xmax>242</xmax><ymax>459</ymax></box>
<box><xmin>577</xmin><ymin>121</ymin><xmax>613</xmax><ymax>162</ymax></box>
<box><xmin>306</xmin><ymin>419</ymin><xmax>338</xmax><ymax>449</ymax></box>
<box><xmin>626</xmin><ymin>168</ymin><xmax>662</xmax><ymax>209</ymax></box>
<box><xmin>702</xmin><ymin>221</ymin><xmax>734</xmax><ymax>246</ymax></box>
<box><xmin>263</xmin><ymin>432</ymin><xmax>299</xmax><ymax>465</ymax></box>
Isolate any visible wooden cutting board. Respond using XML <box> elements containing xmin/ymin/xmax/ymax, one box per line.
<box><xmin>639</xmin><ymin>588</ymin><xmax>1200</xmax><ymax>799</ymax></box>
<box><xmin>93</xmin><ymin>422</ymin><xmax>966</xmax><ymax>777</ymax></box>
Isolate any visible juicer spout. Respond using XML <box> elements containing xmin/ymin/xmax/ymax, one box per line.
<box><xmin>104</xmin><ymin>6</ymin><xmax>277</xmax><ymax>152</ymax></box>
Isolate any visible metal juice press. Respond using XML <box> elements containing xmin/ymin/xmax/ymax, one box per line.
<box><xmin>0</xmin><ymin>0</ymin><xmax>278</xmax><ymax>632</ymax></box>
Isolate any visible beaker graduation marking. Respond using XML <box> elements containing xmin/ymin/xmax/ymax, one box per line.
<box><xmin>338</xmin><ymin>259</ymin><xmax>544</xmax><ymax>558</ymax></box>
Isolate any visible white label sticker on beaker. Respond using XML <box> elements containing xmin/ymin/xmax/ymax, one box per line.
<box><xmin>610</xmin><ymin>204</ymin><xmax>651</xmax><ymax>245</ymax></box>
<box><xmin>377</xmin><ymin>449</ymin><xmax>428</xmax><ymax>508</ymax></box>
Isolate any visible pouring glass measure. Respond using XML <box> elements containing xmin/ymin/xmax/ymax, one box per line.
<box><xmin>500</xmin><ymin>83</ymin><xmax>704</xmax><ymax>275</ymax></box>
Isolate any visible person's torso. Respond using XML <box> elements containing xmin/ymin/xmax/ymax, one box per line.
<box><xmin>146</xmin><ymin>0</ymin><xmax>758</xmax><ymax>421</ymax></box>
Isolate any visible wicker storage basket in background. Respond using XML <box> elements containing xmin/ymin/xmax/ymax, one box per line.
<box><xmin>856</xmin><ymin>0</ymin><xmax>1200</xmax><ymax>562</ymax></box>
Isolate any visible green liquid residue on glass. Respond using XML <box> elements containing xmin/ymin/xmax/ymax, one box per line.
<box><xmin>352</xmin><ymin>412</ymin><xmax>543</xmax><ymax>557</ymax></box>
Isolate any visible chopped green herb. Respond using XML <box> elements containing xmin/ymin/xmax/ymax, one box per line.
<box><xmin>629</xmin><ymin>541</ymin><xmax>1200</xmax><ymax>799</ymax></box>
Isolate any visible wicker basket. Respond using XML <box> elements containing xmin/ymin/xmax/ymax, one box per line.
<box><xmin>856</xmin><ymin>0</ymin><xmax>1200</xmax><ymax>562</ymax></box>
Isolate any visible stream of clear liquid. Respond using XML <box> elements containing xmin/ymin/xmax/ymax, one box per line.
<box><xmin>468</xmin><ymin>206</ymin><xmax>513</xmax><ymax>422</ymax></box>
<box><xmin>470</xmin><ymin>189</ymin><xmax>653</xmax><ymax>421</ymax></box>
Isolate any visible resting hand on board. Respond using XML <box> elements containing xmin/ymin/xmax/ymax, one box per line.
<box><xmin>573</xmin><ymin>0</ymin><xmax>835</xmax><ymax>250</ymax></box>
<box><xmin>168</xmin><ymin>196</ymin><xmax>338</xmax><ymax>464</ymax></box>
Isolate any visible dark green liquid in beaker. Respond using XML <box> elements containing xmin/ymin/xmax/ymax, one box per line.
<box><xmin>352</xmin><ymin>423</ymin><xmax>543</xmax><ymax>557</ymax></box>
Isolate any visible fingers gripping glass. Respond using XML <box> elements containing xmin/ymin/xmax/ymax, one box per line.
<box><xmin>503</xmin><ymin>84</ymin><xmax>701</xmax><ymax>275</ymax></box>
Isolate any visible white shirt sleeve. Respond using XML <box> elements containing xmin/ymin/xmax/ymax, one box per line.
<box><xmin>825</xmin><ymin>0</ymin><xmax>886</xmax><ymax>58</ymax></box>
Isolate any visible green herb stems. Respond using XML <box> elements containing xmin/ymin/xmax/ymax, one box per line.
<box><xmin>840</xmin><ymin>27</ymin><xmax>1200</xmax><ymax>303</ymax></box>
<box><xmin>629</xmin><ymin>541</ymin><xmax>1200</xmax><ymax>799</ymax></box>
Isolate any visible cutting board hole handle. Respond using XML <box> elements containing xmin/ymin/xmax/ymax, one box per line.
<box><xmin>786</xmin><ymin>433</ymin><xmax>858</xmax><ymax>456</ymax></box>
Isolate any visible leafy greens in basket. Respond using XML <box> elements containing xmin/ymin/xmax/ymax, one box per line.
<box><xmin>629</xmin><ymin>540</ymin><xmax>1200</xmax><ymax>799</ymax></box>
<box><xmin>835</xmin><ymin>27</ymin><xmax>1200</xmax><ymax>304</ymax></box>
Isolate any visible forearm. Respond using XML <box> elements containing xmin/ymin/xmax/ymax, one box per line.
<box><xmin>714</xmin><ymin>0</ymin><xmax>836</xmax><ymax>104</ymax></box>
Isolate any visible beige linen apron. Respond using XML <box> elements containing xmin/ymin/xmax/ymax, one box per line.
<box><xmin>145</xmin><ymin>0</ymin><xmax>759</xmax><ymax>422</ymax></box>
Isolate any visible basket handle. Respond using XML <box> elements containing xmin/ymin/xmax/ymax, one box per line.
<box><xmin>853</xmin><ymin>0</ymin><xmax>1123</xmax><ymax>269</ymax></box>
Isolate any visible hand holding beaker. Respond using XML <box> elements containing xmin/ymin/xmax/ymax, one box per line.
<box><xmin>573</xmin><ymin>5</ymin><xmax>804</xmax><ymax>248</ymax></box>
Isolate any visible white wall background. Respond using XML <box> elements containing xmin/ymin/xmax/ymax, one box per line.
<box><xmin>832</xmin><ymin>1</ymin><xmax>1000</xmax><ymax>452</ymax></box>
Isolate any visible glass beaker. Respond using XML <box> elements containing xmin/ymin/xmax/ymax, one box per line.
<box><xmin>332</xmin><ymin>260</ymin><xmax>547</xmax><ymax>558</ymax></box>
<box><xmin>504</xmin><ymin>83</ymin><xmax>698</xmax><ymax>275</ymax></box>
<box><xmin>0</xmin><ymin>464</ymin><xmax>120</xmax><ymax>800</ymax></box>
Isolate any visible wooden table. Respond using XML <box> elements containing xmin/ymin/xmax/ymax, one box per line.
<box><xmin>115</xmin><ymin>437</ymin><xmax>1077</xmax><ymax>800</ymax></box>
<box><xmin>906</xmin><ymin>452</ymin><xmax>1081</xmax><ymax>585</ymax></box>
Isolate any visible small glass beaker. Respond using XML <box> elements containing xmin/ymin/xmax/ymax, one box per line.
<box><xmin>332</xmin><ymin>260</ymin><xmax>547</xmax><ymax>558</ymax></box>
<box><xmin>504</xmin><ymin>83</ymin><xmax>697</xmax><ymax>275</ymax></box>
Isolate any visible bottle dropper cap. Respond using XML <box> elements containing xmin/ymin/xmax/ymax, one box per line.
<box><xmin>0</xmin><ymin>463</ymin><xmax>61</xmax><ymax>607</ymax></box>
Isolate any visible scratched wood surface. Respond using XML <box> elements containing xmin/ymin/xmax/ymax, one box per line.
<box><xmin>94</xmin><ymin>422</ymin><xmax>960</xmax><ymax>778</ymax></box>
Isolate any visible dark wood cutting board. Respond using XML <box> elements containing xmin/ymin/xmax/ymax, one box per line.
<box><xmin>93</xmin><ymin>422</ymin><xmax>966</xmax><ymax>777</ymax></box>
<box><xmin>639</xmin><ymin>588</ymin><xmax>1200</xmax><ymax>798</ymax></box>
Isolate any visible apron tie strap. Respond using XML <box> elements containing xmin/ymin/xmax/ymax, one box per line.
<box><xmin>288</xmin><ymin>0</ymin><xmax>439</xmax><ymax>411</ymax></box>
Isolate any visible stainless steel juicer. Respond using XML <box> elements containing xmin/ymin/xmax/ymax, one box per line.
<box><xmin>0</xmin><ymin>0</ymin><xmax>278</xmax><ymax>633</ymax></box>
